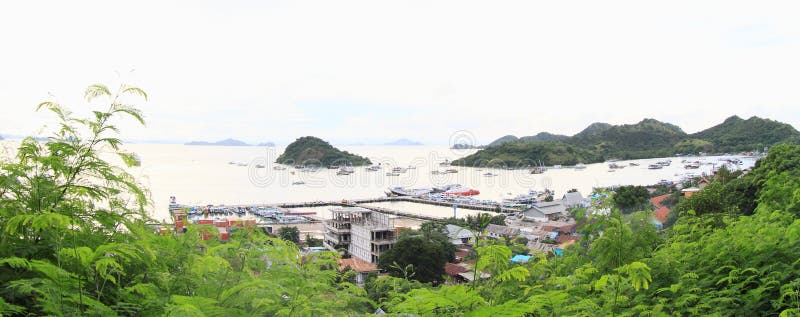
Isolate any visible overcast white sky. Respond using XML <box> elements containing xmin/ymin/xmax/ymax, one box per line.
<box><xmin>1</xmin><ymin>1</ymin><xmax>799</xmax><ymax>145</ymax></box>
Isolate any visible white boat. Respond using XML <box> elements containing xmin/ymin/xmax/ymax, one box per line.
<box><xmin>483</xmin><ymin>172</ymin><xmax>498</xmax><ymax>177</ymax></box>
<box><xmin>387</xmin><ymin>186</ymin><xmax>433</xmax><ymax>197</ymax></box>
<box><xmin>273</xmin><ymin>166</ymin><xmax>287</xmax><ymax>170</ymax></box>
<box><xmin>366</xmin><ymin>165</ymin><xmax>382</xmax><ymax>171</ymax></box>
<box><xmin>574</xmin><ymin>163</ymin><xmax>586</xmax><ymax>170</ymax></box>
<box><xmin>552</xmin><ymin>165</ymin><xmax>562</xmax><ymax>169</ymax></box>
<box><xmin>648</xmin><ymin>164</ymin><xmax>663</xmax><ymax>169</ymax></box>
<box><xmin>236</xmin><ymin>162</ymin><xmax>247</xmax><ymax>167</ymax></box>
<box><xmin>255</xmin><ymin>164</ymin><xmax>266</xmax><ymax>168</ymax></box>
<box><xmin>292</xmin><ymin>181</ymin><xmax>305</xmax><ymax>185</ymax></box>
<box><xmin>385</xmin><ymin>172</ymin><xmax>400</xmax><ymax>176</ymax></box>
<box><xmin>391</xmin><ymin>167</ymin><xmax>407</xmax><ymax>173</ymax></box>
<box><xmin>439</xmin><ymin>159</ymin><xmax>451</xmax><ymax>166</ymax></box>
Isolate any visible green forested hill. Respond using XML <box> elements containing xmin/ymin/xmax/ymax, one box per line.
<box><xmin>455</xmin><ymin>116</ymin><xmax>799</xmax><ymax>166</ymax></box>
<box><xmin>276</xmin><ymin>136</ymin><xmax>371</xmax><ymax>166</ymax></box>
<box><xmin>690</xmin><ymin>115</ymin><xmax>800</xmax><ymax>152</ymax></box>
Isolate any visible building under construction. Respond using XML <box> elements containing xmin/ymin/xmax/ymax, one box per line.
<box><xmin>323</xmin><ymin>207</ymin><xmax>397</xmax><ymax>264</ymax></box>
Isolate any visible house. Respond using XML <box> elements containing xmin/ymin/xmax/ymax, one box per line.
<box><xmin>520</xmin><ymin>227</ymin><xmax>557</xmax><ymax>242</ymax></box>
<box><xmin>444</xmin><ymin>262</ymin><xmax>470</xmax><ymax>283</ymax></box>
<box><xmin>561</xmin><ymin>191</ymin><xmax>587</xmax><ymax>208</ymax></box>
<box><xmin>337</xmin><ymin>258</ymin><xmax>380</xmax><ymax>285</ymax></box>
<box><xmin>541</xmin><ymin>221</ymin><xmax>577</xmax><ymax>234</ymax></box>
<box><xmin>650</xmin><ymin>194</ymin><xmax>671</xmax><ymax>226</ymax></box>
<box><xmin>681</xmin><ymin>187</ymin><xmax>701</xmax><ymax>198</ymax></box>
<box><xmin>484</xmin><ymin>224</ymin><xmax>519</xmax><ymax>239</ymax></box>
<box><xmin>523</xmin><ymin>200</ymin><xmax>568</xmax><ymax>221</ymax></box>
<box><xmin>323</xmin><ymin>207</ymin><xmax>397</xmax><ymax>264</ymax></box>
<box><xmin>445</xmin><ymin>224</ymin><xmax>475</xmax><ymax>245</ymax></box>
<box><xmin>527</xmin><ymin>241</ymin><xmax>557</xmax><ymax>254</ymax></box>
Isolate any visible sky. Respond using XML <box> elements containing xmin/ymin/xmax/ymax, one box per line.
<box><xmin>1</xmin><ymin>0</ymin><xmax>799</xmax><ymax>146</ymax></box>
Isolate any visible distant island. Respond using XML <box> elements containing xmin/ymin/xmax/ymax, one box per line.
<box><xmin>453</xmin><ymin>116</ymin><xmax>800</xmax><ymax>166</ymax></box>
<box><xmin>384</xmin><ymin>139</ymin><xmax>423</xmax><ymax>146</ymax></box>
<box><xmin>257</xmin><ymin>142</ymin><xmax>276</xmax><ymax>147</ymax></box>
<box><xmin>185</xmin><ymin>138</ymin><xmax>252</xmax><ymax>146</ymax></box>
<box><xmin>276</xmin><ymin>136</ymin><xmax>372</xmax><ymax>166</ymax></box>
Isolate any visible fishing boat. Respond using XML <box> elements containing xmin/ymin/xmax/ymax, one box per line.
<box><xmin>327</xmin><ymin>165</ymin><xmax>340</xmax><ymax>169</ymax></box>
<box><xmin>366</xmin><ymin>165</ymin><xmax>381</xmax><ymax>171</ymax></box>
<box><xmin>629</xmin><ymin>162</ymin><xmax>640</xmax><ymax>166</ymax></box>
<box><xmin>648</xmin><ymin>164</ymin><xmax>663</xmax><ymax>169</ymax></box>
<box><xmin>608</xmin><ymin>163</ymin><xmax>625</xmax><ymax>169</ymax></box>
<box><xmin>392</xmin><ymin>167</ymin><xmax>407</xmax><ymax>173</ymax></box>
<box><xmin>337</xmin><ymin>166</ymin><xmax>355</xmax><ymax>175</ymax></box>
<box><xmin>684</xmin><ymin>162</ymin><xmax>701</xmax><ymax>169</ymax></box>
<box><xmin>445</xmin><ymin>169</ymin><xmax>458</xmax><ymax>173</ymax></box>
<box><xmin>439</xmin><ymin>159</ymin><xmax>451</xmax><ymax>166</ymax></box>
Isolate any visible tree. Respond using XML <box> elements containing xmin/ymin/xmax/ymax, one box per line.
<box><xmin>612</xmin><ymin>185</ymin><xmax>650</xmax><ymax>213</ymax></box>
<box><xmin>377</xmin><ymin>227</ymin><xmax>455</xmax><ymax>284</ymax></box>
<box><xmin>305</xmin><ymin>234</ymin><xmax>322</xmax><ymax>247</ymax></box>
<box><xmin>277</xmin><ymin>226</ymin><xmax>300</xmax><ymax>244</ymax></box>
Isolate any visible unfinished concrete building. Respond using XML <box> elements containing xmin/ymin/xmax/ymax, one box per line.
<box><xmin>323</xmin><ymin>207</ymin><xmax>396</xmax><ymax>264</ymax></box>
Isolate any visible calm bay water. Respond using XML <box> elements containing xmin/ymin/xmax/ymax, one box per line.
<box><xmin>0</xmin><ymin>141</ymin><xmax>757</xmax><ymax>222</ymax></box>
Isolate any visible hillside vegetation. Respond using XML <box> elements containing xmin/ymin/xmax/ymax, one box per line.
<box><xmin>276</xmin><ymin>136</ymin><xmax>371</xmax><ymax>166</ymax></box>
<box><xmin>455</xmin><ymin>116</ymin><xmax>799</xmax><ymax>166</ymax></box>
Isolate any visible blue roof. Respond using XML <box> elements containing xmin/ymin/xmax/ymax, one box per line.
<box><xmin>554</xmin><ymin>248</ymin><xmax>564</xmax><ymax>256</ymax></box>
<box><xmin>510</xmin><ymin>254</ymin><xmax>532</xmax><ymax>263</ymax></box>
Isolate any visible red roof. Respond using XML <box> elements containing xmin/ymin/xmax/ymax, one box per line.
<box><xmin>555</xmin><ymin>234</ymin><xmax>580</xmax><ymax>244</ymax></box>
<box><xmin>445</xmin><ymin>263</ymin><xmax>469</xmax><ymax>276</ymax></box>
<box><xmin>337</xmin><ymin>258</ymin><xmax>379</xmax><ymax>273</ymax></box>
<box><xmin>650</xmin><ymin>194</ymin><xmax>671</xmax><ymax>223</ymax></box>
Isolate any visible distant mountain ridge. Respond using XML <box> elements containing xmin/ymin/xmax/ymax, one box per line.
<box><xmin>185</xmin><ymin>138</ymin><xmax>251</xmax><ymax>146</ymax></box>
<box><xmin>454</xmin><ymin>116</ymin><xmax>800</xmax><ymax>166</ymax></box>
<box><xmin>276</xmin><ymin>136</ymin><xmax>371</xmax><ymax>166</ymax></box>
<box><xmin>384</xmin><ymin>139</ymin><xmax>423</xmax><ymax>146</ymax></box>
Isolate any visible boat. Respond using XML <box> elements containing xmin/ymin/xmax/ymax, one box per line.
<box><xmin>608</xmin><ymin>169</ymin><xmax>616</xmax><ymax>172</ymax></box>
<box><xmin>392</xmin><ymin>167</ymin><xmax>407</xmax><ymax>173</ymax></box>
<box><xmin>366</xmin><ymin>165</ymin><xmax>382</xmax><ymax>171</ymax></box>
<box><xmin>445</xmin><ymin>169</ymin><xmax>458</xmax><ymax>174</ymax></box>
<box><xmin>406</xmin><ymin>165</ymin><xmax>417</xmax><ymax>170</ymax></box>
<box><xmin>292</xmin><ymin>181</ymin><xmax>305</xmax><ymax>185</ymax></box>
<box><xmin>684</xmin><ymin>162</ymin><xmax>701</xmax><ymax>169</ymax></box>
<box><xmin>337</xmin><ymin>166</ymin><xmax>355</xmax><ymax>175</ymax></box>
<box><xmin>439</xmin><ymin>159</ymin><xmax>451</xmax><ymax>166</ymax></box>
<box><xmin>327</xmin><ymin>165</ymin><xmax>340</xmax><ymax>169</ymax></box>
<box><xmin>608</xmin><ymin>163</ymin><xmax>625</xmax><ymax>169</ymax></box>
<box><xmin>648</xmin><ymin>164</ymin><xmax>663</xmax><ymax>169</ymax></box>
<box><xmin>387</xmin><ymin>186</ymin><xmax>433</xmax><ymax>197</ymax></box>
<box><xmin>574</xmin><ymin>163</ymin><xmax>586</xmax><ymax>170</ymax></box>
<box><xmin>483</xmin><ymin>172</ymin><xmax>498</xmax><ymax>177</ymax></box>
<box><xmin>385</xmin><ymin>172</ymin><xmax>400</xmax><ymax>176</ymax></box>
<box><xmin>629</xmin><ymin>162</ymin><xmax>640</xmax><ymax>167</ymax></box>
<box><xmin>502</xmin><ymin>190</ymin><xmax>537</xmax><ymax>205</ymax></box>
<box><xmin>552</xmin><ymin>165</ymin><xmax>562</xmax><ymax>169</ymax></box>
<box><xmin>432</xmin><ymin>184</ymin><xmax>461</xmax><ymax>193</ymax></box>
<box><xmin>228</xmin><ymin>161</ymin><xmax>236</xmax><ymax>165</ymax></box>
<box><xmin>273</xmin><ymin>165</ymin><xmax>287</xmax><ymax>170</ymax></box>
<box><xmin>529</xmin><ymin>167</ymin><xmax>546</xmax><ymax>174</ymax></box>
<box><xmin>442</xmin><ymin>186</ymin><xmax>480</xmax><ymax>196</ymax></box>
<box><xmin>255</xmin><ymin>164</ymin><xmax>266</xmax><ymax>168</ymax></box>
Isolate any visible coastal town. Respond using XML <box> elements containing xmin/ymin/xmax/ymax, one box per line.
<box><xmin>163</xmin><ymin>154</ymin><xmax>747</xmax><ymax>286</ymax></box>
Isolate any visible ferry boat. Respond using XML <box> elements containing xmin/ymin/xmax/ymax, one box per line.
<box><xmin>442</xmin><ymin>186</ymin><xmax>480</xmax><ymax>196</ymax></box>
<box><xmin>387</xmin><ymin>186</ymin><xmax>433</xmax><ymax>197</ymax></box>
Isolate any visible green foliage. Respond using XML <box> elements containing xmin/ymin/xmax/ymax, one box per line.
<box><xmin>454</xmin><ymin>116</ymin><xmax>799</xmax><ymax>166</ymax></box>
<box><xmin>378</xmin><ymin>226</ymin><xmax>455</xmax><ymax>284</ymax></box>
<box><xmin>275</xmin><ymin>136</ymin><xmax>371</xmax><ymax>166</ymax></box>
<box><xmin>612</xmin><ymin>185</ymin><xmax>651</xmax><ymax>213</ymax></box>
<box><xmin>277</xmin><ymin>226</ymin><xmax>300</xmax><ymax>244</ymax></box>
